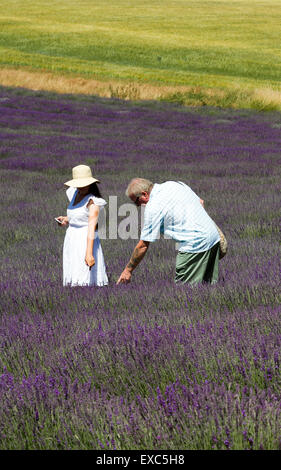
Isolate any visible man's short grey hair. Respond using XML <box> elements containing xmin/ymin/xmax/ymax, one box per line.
<box><xmin>125</xmin><ymin>178</ymin><xmax>154</xmax><ymax>197</ymax></box>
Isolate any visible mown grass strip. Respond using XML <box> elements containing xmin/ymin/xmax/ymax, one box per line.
<box><xmin>1</xmin><ymin>67</ymin><xmax>281</xmax><ymax>111</ymax></box>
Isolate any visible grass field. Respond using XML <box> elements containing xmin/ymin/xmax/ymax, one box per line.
<box><xmin>0</xmin><ymin>0</ymin><xmax>281</xmax><ymax>109</ymax></box>
<box><xmin>0</xmin><ymin>86</ymin><xmax>280</xmax><ymax>449</ymax></box>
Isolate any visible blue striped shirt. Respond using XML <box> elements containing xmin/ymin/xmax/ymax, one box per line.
<box><xmin>140</xmin><ymin>181</ymin><xmax>220</xmax><ymax>253</ymax></box>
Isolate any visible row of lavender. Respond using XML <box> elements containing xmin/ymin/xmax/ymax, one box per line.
<box><xmin>0</xmin><ymin>86</ymin><xmax>280</xmax><ymax>449</ymax></box>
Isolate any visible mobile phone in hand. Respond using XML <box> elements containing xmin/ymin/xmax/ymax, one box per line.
<box><xmin>55</xmin><ymin>217</ymin><xmax>63</xmax><ymax>224</ymax></box>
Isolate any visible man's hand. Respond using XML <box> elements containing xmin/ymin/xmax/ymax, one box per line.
<box><xmin>116</xmin><ymin>240</ymin><xmax>150</xmax><ymax>285</ymax></box>
<box><xmin>117</xmin><ymin>267</ymin><xmax>132</xmax><ymax>285</ymax></box>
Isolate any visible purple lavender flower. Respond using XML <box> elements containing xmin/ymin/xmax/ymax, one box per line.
<box><xmin>0</xmin><ymin>86</ymin><xmax>280</xmax><ymax>449</ymax></box>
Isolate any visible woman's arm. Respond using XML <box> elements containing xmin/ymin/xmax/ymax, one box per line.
<box><xmin>85</xmin><ymin>201</ymin><xmax>100</xmax><ymax>270</ymax></box>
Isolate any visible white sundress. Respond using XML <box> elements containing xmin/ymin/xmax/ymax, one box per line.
<box><xmin>63</xmin><ymin>187</ymin><xmax>108</xmax><ymax>287</ymax></box>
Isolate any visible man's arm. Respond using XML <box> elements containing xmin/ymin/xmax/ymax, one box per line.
<box><xmin>117</xmin><ymin>240</ymin><xmax>150</xmax><ymax>284</ymax></box>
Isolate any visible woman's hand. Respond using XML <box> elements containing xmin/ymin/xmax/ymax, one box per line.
<box><xmin>56</xmin><ymin>216</ymin><xmax>69</xmax><ymax>226</ymax></box>
<box><xmin>85</xmin><ymin>254</ymin><xmax>95</xmax><ymax>270</ymax></box>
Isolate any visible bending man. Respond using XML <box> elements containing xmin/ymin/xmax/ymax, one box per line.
<box><xmin>117</xmin><ymin>178</ymin><xmax>220</xmax><ymax>285</ymax></box>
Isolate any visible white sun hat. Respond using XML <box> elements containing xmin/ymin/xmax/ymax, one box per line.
<box><xmin>64</xmin><ymin>165</ymin><xmax>100</xmax><ymax>188</ymax></box>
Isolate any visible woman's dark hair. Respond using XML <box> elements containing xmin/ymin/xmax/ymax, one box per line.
<box><xmin>88</xmin><ymin>182</ymin><xmax>103</xmax><ymax>198</ymax></box>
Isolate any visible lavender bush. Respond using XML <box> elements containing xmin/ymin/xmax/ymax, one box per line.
<box><xmin>0</xmin><ymin>86</ymin><xmax>280</xmax><ymax>450</ymax></box>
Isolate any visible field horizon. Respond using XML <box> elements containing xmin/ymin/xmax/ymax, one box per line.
<box><xmin>1</xmin><ymin>0</ymin><xmax>281</xmax><ymax>110</ymax></box>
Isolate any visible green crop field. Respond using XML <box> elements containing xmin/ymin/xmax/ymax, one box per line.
<box><xmin>0</xmin><ymin>0</ymin><xmax>281</xmax><ymax>109</ymax></box>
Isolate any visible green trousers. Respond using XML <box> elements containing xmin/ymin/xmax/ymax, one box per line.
<box><xmin>175</xmin><ymin>242</ymin><xmax>220</xmax><ymax>285</ymax></box>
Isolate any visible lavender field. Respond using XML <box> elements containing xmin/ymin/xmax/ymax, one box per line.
<box><xmin>0</xmin><ymin>85</ymin><xmax>280</xmax><ymax>450</ymax></box>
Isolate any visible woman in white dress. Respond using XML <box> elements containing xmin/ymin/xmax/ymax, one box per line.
<box><xmin>56</xmin><ymin>165</ymin><xmax>108</xmax><ymax>287</ymax></box>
